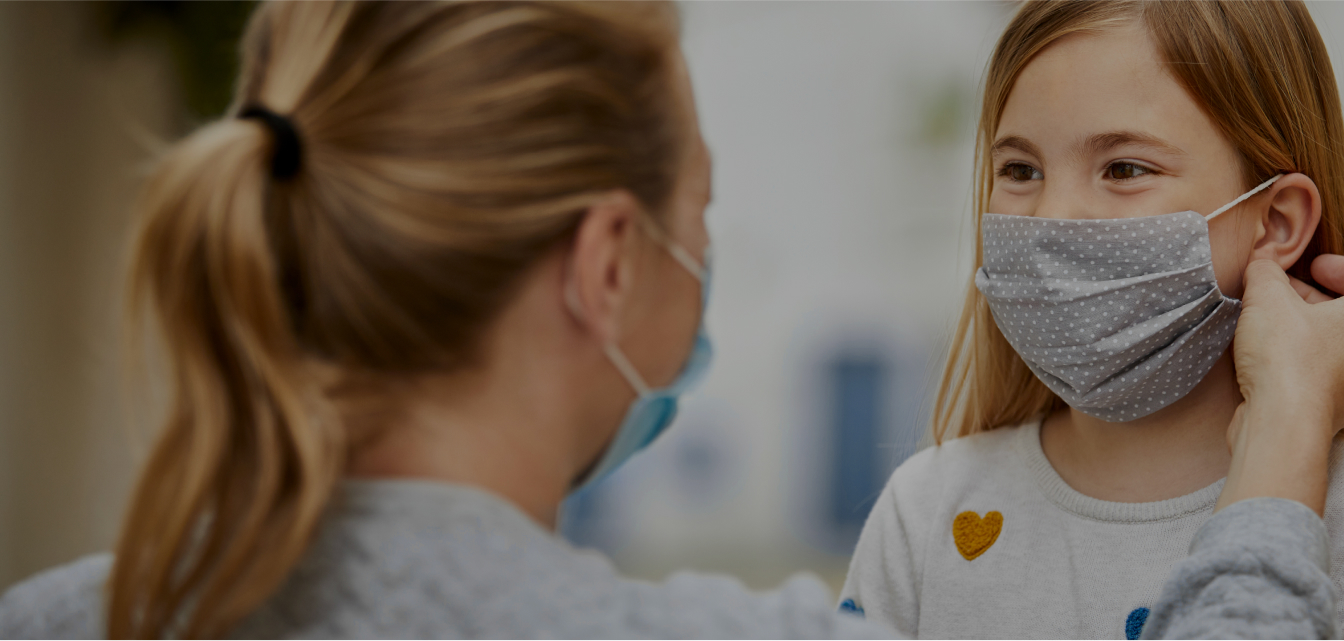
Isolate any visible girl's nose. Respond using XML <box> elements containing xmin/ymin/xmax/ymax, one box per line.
<box><xmin>1032</xmin><ymin>176</ymin><xmax>1098</xmax><ymax>220</ymax></box>
<box><xmin>1031</xmin><ymin>184</ymin><xmax>1083</xmax><ymax>221</ymax></box>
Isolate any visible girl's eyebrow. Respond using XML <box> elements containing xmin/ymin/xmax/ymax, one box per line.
<box><xmin>1081</xmin><ymin>131</ymin><xmax>1189</xmax><ymax>158</ymax></box>
<box><xmin>991</xmin><ymin>135</ymin><xmax>1042</xmax><ymax>159</ymax></box>
<box><xmin>991</xmin><ymin>131</ymin><xmax>1189</xmax><ymax>162</ymax></box>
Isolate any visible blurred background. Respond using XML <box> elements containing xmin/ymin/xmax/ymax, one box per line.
<box><xmin>6</xmin><ymin>0</ymin><xmax>1344</xmax><ymax>597</ymax></box>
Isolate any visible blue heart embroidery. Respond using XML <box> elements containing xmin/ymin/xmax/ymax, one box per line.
<box><xmin>839</xmin><ymin>598</ymin><xmax>865</xmax><ymax>618</ymax></box>
<box><xmin>1125</xmin><ymin>607</ymin><xmax>1150</xmax><ymax>640</ymax></box>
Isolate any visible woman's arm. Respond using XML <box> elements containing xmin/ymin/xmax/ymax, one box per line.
<box><xmin>1144</xmin><ymin>497</ymin><xmax>1335</xmax><ymax>639</ymax></box>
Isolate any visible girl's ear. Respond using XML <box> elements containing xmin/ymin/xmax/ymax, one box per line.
<box><xmin>1251</xmin><ymin>172</ymin><xmax>1322</xmax><ymax>270</ymax></box>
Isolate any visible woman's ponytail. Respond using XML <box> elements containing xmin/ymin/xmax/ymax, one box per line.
<box><xmin>107</xmin><ymin>1</ymin><xmax>681</xmax><ymax>636</ymax></box>
<box><xmin>109</xmin><ymin>116</ymin><xmax>342</xmax><ymax>638</ymax></box>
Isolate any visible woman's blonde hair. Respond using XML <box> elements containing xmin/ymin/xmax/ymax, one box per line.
<box><xmin>932</xmin><ymin>0</ymin><xmax>1344</xmax><ymax>443</ymax></box>
<box><xmin>109</xmin><ymin>2</ymin><xmax>682</xmax><ymax>637</ymax></box>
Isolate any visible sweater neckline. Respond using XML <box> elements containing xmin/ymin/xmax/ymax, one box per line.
<box><xmin>1015</xmin><ymin>418</ymin><xmax>1224</xmax><ymax>523</ymax></box>
<box><xmin>334</xmin><ymin>477</ymin><xmax>560</xmax><ymax>538</ymax></box>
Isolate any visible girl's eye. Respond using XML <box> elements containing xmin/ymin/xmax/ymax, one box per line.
<box><xmin>1000</xmin><ymin>162</ymin><xmax>1043</xmax><ymax>182</ymax></box>
<box><xmin>1106</xmin><ymin>162</ymin><xmax>1152</xmax><ymax>181</ymax></box>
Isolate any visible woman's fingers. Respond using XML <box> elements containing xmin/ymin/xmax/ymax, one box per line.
<box><xmin>1310</xmin><ymin>254</ymin><xmax>1344</xmax><ymax>296</ymax></box>
<box><xmin>1243</xmin><ymin>259</ymin><xmax>1299</xmax><ymax>308</ymax></box>
<box><xmin>1290</xmin><ymin>276</ymin><xmax>1335</xmax><ymax>303</ymax></box>
<box><xmin>1281</xmin><ymin>254</ymin><xmax>1344</xmax><ymax>303</ymax></box>
<box><xmin>1234</xmin><ymin>260</ymin><xmax>1330</xmax><ymax>412</ymax></box>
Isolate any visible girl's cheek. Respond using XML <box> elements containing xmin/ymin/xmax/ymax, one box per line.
<box><xmin>1209</xmin><ymin>218</ymin><xmax>1257</xmax><ymax>298</ymax></box>
<box><xmin>988</xmin><ymin>187</ymin><xmax>1031</xmax><ymax>217</ymax></box>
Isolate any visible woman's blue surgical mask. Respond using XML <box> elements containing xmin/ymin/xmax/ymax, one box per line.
<box><xmin>975</xmin><ymin>174</ymin><xmax>1281</xmax><ymax>422</ymax></box>
<box><xmin>571</xmin><ymin>230</ymin><xmax>713</xmax><ymax>491</ymax></box>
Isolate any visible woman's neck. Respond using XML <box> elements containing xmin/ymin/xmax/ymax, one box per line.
<box><xmin>343</xmin><ymin>371</ymin><xmax>577</xmax><ymax>529</ymax></box>
<box><xmin>340</xmin><ymin>257</ymin><xmax>637</xmax><ymax>530</ymax></box>
<box><xmin>1039</xmin><ymin>352</ymin><xmax>1240</xmax><ymax>502</ymax></box>
<box><xmin>340</xmin><ymin>283</ymin><xmax>631</xmax><ymax>529</ymax></box>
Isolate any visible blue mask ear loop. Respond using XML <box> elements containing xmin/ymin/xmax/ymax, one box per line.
<box><xmin>1204</xmin><ymin>174</ymin><xmax>1284</xmax><ymax>222</ymax></box>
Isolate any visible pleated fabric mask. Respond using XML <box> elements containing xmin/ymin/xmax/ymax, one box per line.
<box><xmin>974</xmin><ymin>174</ymin><xmax>1281</xmax><ymax>422</ymax></box>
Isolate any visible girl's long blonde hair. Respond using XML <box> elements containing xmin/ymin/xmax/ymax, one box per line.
<box><xmin>933</xmin><ymin>0</ymin><xmax>1344</xmax><ymax>443</ymax></box>
<box><xmin>109</xmin><ymin>2</ymin><xmax>682</xmax><ymax>637</ymax></box>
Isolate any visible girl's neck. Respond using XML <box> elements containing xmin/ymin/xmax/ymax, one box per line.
<box><xmin>1039</xmin><ymin>352</ymin><xmax>1240</xmax><ymax>503</ymax></box>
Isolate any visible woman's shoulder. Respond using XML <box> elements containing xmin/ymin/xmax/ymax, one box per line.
<box><xmin>232</xmin><ymin>480</ymin><xmax>890</xmax><ymax>639</ymax></box>
<box><xmin>0</xmin><ymin>553</ymin><xmax>110</xmax><ymax>639</ymax></box>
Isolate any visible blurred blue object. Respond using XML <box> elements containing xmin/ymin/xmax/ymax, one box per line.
<box><xmin>826</xmin><ymin>354</ymin><xmax>889</xmax><ymax>551</ymax></box>
<box><xmin>674</xmin><ymin>430</ymin><xmax>728</xmax><ymax>507</ymax></box>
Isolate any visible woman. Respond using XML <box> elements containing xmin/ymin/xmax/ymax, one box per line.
<box><xmin>0</xmin><ymin>2</ymin><xmax>1342</xmax><ymax>638</ymax></box>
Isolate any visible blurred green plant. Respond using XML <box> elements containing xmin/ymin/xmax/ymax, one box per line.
<box><xmin>916</xmin><ymin>81</ymin><xmax>970</xmax><ymax>147</ymax></box>
<box><xmin>95</xmin><ymin>1</ymin><xmax>258</xmax><ymax>122</ymax></box>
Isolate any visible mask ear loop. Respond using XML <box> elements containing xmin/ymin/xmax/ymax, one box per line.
<box><xmin>602</xmin><ymin>343</ymin><xmax>652</xmax><ymax>398</ymax></box>
<box><xmin>637</xmin><ymin>215</ymin><xmax>707</xmax><ymax>282</ymax></box>
<box><xmin>1205</xmin><ymin>174</ymin><xmax>1284</xmax><ymax>221</ymax></box>
<box><xmin>664</xmin><ymin>242</ymin><xmax>706</xmax><ymax>282</ymax></box>
<box><xmin>564</xmin><ymin>272</ymin><xmax>653</xmax><ymax>398</ymax></box>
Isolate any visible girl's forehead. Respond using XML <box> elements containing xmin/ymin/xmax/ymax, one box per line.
<box><xmin>994</xmin><ymin>22</ymin><xmax>1225</xmax><ymax>161</ymax></box>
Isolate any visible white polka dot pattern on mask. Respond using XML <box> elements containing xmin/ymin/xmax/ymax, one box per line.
<box><xmin>974</xmin><ymin>210</ymin><xmax>1240</xmax><ymax>423</ymax></box>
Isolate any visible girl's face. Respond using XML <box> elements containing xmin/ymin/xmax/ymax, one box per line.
<box><xmin>989</xmin><ymin>20</ymin><xmax>1258</xmax><ymax>296</ymax></box>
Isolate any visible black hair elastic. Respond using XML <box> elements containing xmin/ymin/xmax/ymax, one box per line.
<box><xmin>239</xmin><ymin>104</ymin><xmax>303</xmax><ymax>180</ymax></box>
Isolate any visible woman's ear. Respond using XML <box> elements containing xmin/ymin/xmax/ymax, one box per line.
<box><xmin>1251</xmin><ymin>172</ymin><xmax>1322</xmax><ymax>270</ymax></box>
<box><xmin>564</xmin><ymin>190</ymin><xmax>644</xmax><ymax>345</ymax></box>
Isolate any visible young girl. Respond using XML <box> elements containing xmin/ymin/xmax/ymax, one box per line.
<box><xmin>841</xmin><ymin>1</ymin><xmax>1344</xmax><ymax>638</ymax></box>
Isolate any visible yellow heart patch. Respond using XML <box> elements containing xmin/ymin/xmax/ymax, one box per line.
<box><xmin>952</xmin><ymin>510</ymin><xmax>1002</xmax><ymax>561</ymax></box>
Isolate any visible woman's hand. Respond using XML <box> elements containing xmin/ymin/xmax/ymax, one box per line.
<box><xmin>1217</xmin><ymin>255</ymin><xmax>1344</xmax><ymax>514</ymax></box>
<box><xmin>1236</xmin><ymin>256</ymin><xmax>1344</xmax><ymax>428</ymax></box>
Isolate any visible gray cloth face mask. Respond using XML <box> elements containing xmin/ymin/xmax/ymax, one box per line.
<box><xmin>974</xmin><ymin>175</ymin><xmax>1281</xmax><ymax>422</ymax></box>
